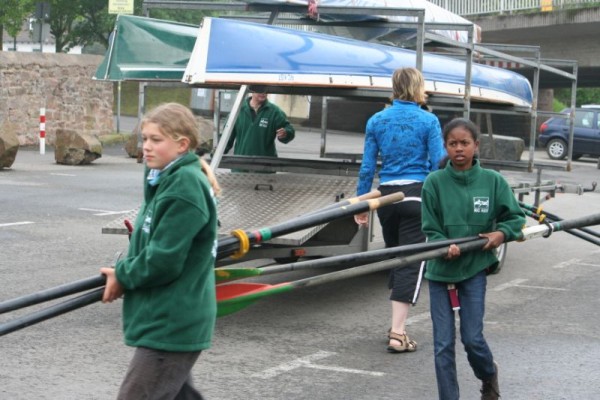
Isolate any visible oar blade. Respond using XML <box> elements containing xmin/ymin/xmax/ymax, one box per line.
<box><xmin>216</xmin><ymin>282</ymin><xmax>293</xmax><ymax>317</ymax></box>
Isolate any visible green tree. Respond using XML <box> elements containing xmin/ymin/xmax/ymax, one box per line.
<box><xmin>0</xmin><ymin>0</ymin><xmax>35</xmax><ymax>51</ymax></box>
<box><xmin>45</xmin><ymin>0</ymin><xmax>81</xmax><ymax>52</ymax></box>
<box><xmin>555</xmin><ymin>87</ymin><xmax>600</xmax><ymax>109</ymax></box>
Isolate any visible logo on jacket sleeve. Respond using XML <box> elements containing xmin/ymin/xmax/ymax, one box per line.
<box><xmin>142</xmin><ymin>209</ymin><xmax>153</xmax><ymax>234</ymax></box>
<box><xmin>473</xmin><ymin>197</ymin><xmax>490</xmax><ymax>213</ymax></box>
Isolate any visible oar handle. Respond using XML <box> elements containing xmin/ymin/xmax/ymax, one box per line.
<box><xmin>367</xmin><ymin>191</ymin><xmax>405</xmax><ymax>211</ymax></box>
<box><xmin>302</xmin><ymin>190</ymin><xmax>381</xmax><ymax>217</ymax></box>
<box><xmin>0</xmin><ymin>275</ymin><xmax>106</xmax><ymax>315</ymax></box>
<box><xmin>0</xmin><ymin>288</ymin><xmax>104</xmax><ymax>337</ymax></box>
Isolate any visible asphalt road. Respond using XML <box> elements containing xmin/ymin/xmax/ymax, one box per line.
<box><xmin>1</xmin><ymin>135</ymin><xmax>599</xmax><ymax>399</ymax></box>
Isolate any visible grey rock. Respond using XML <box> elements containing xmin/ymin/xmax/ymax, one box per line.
<box><xmin>0</xmin><ymin>121</ymin><xmax>20</xmax><ymax>169</ymax></box>
<box><xmin>54</xmin><ymin>129</ymin><xmax>102</xmax><ymax>165</ymax></box>
<box><xmin>479</xmin><ymin>134</ymin><xmax>525</xmax><ymax>161</ymax></box>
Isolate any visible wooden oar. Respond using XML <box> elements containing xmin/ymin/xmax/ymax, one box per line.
<box><xmin>215</xmin><ymin>212</ymin><xmax>600</xmax><ymax>317</ymax></box>
<box><xmin>214</xmin><ymin>236</ymin><xmax>480</xmax><ymax>282</ymax></box>
<box><xmin>0</xmin><ymin>191</ymin><xmax>404</xmax><ymax>335</ymax></box>
<box><xmin>0</xmin><ymin>191</ymin><xmax>401</xmax><ymax>315</ymax></box>
<box><xmin>216</xmin><ymin>190</ymin><xmax>404</xmax><ymax>259</ymax></box>
<box><xmin>5</xmin><ymin>213</ymin><xmax>597</xmax><ymax>336</ymax></box>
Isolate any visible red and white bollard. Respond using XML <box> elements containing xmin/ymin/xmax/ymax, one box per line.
<box><xmin>39</xmin><ymin>108</ymin><xmax>46</xmax><ymax>155</ymax></box>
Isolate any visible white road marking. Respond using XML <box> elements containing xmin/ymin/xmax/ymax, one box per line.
<box><xmin>493</xmin><ymin>279</ymin><xmax>528</xmax><ymax>291</ymax></box>
<box><xmin>513</xmin><ymin>284</ymin><xmax>567</xmax><ymax>291</ymax></box>
<box><xmin>79</xmin><ymin>208</ymin><xmax>134</xmax><ymax>216</ymax></box>
<box><xmin>553</xmin><ymin>258</ymin><xmax>600</xmax><ymax>269</ymax></box>
<box><xmin>0</xmin><ymin>221</ymin><xmax>35</xmax><ymax>228</ymax></box>
<box><xmin>493</xmin><ymin>278</ymin><xmax>566</xmax><ymax>292</ymax></box>
<box><xmin>253</xmin><ymin>350</ymin><xmax>385</xmax><ymax>379</ymax></box>
<box><xmin>572</xmin><ymin>262</ymin><xmax>600</xmax><ymax>268</ymax></box>
<box><xmin>50</xmin><ymin>173</ymin><xmax>76</xmax><ymax>177</ymax></box>
<box><xmin>553</xmin><ymin>259</ymin><xmax>582</xmax><ymax>269</ymax></box>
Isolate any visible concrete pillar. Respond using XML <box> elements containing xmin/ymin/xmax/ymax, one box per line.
<box><xmin>538</xmin><ymin>89</ymin><xmax>554</xmax><ymax>113</ymax></box>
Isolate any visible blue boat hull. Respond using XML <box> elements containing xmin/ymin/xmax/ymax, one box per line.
<box><xmin>184</xmin><ymin>18</ymin><xmax>532</xmax><ymax>107</ymax></box>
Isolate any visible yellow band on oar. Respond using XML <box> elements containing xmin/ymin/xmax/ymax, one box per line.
<box><xmin>230</xmin><ymin>229</ymin><xmax>250</xmax><ymax>259</ymax></box>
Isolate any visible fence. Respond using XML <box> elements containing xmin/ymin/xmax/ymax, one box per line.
<box><xmin>428</xmin><ymin>0</ymin><xmax>599</xmax><ymax>16</ymax></box>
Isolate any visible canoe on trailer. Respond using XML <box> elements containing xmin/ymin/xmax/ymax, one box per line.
<box><xmin>94</xmin><ymin>15</ymin><xmax>198</xmax><ymax>81</ymax></box>
<box><xmin>183</xmin><ymin>17</ymin><xmax>533</xmax><ymax>107</ymax></box>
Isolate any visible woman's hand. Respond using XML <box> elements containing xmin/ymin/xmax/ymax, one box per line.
<box><xmin>354</xmin><ymin>212</ymin><xmax>369</xmax><ymax>227</ymax></box>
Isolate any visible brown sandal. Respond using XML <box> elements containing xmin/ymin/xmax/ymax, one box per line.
<box><xmin>387</xmin><ymin>331</ymin><xmax>417</xmax><ymax>353</ymax></box>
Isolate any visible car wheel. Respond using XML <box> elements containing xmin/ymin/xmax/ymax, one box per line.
<box><xmin>546</xmin><ymin>138</ymin><xmax>567</xmax><ymax>160</ymax></box>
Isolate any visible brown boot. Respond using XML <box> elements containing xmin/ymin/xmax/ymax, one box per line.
<box><xmin>480</xmin><ymin>361</ymin><xmax>500</xmax><ymax>400</ymax></box>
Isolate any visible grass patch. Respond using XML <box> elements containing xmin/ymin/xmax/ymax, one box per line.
<box><xmin>99</xmin><ymin>133</ymin><xmax>133</xmax><ymax>146</ymax></box>
<box><xmin>114</xmin><ymin>81</ymin><xmax>193</xmax><ymax>116</ymax></box>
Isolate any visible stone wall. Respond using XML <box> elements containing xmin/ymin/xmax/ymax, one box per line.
<box><xmin>0</xmin><ymin>52</ymin><xmax>113</xmax><ymax>146</ymax></box>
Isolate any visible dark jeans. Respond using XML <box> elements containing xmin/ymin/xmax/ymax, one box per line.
<box><xmin>117</xmin><ymin>347</ymin><xmax>205</xmax><ymax>400</ymax></box>
<box><xmin>429</xmin><ymin>271</ymin><xmax>496</xmax><ymax>400</ymax></box>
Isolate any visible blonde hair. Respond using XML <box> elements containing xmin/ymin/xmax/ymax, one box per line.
<box><xmin>392</xmin><ymin>67</ymin><xmax>427</xmax><ymax>105</ymax></box>
<box><xmin>199</xmin><ymin>158</ymin><xmax>222</xmax><ymax>197</ymax></box>
<box><xmin>141</xmin><ymin>103</ymin><xmax>200</xmax><ymax>150</ymax></box>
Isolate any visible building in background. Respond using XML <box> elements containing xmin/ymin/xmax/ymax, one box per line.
<box><xmin>2</xmin><ymin>19</ymin><xmax>82</xmax><ymax>54</ymax></box>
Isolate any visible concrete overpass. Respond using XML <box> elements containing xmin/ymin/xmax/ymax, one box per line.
<box><xmin>468</xmin><ymin>6</ymin><xmax>600</xmax><ymax>88</ymax></box>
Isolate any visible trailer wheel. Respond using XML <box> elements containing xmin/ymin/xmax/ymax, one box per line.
<box><xmin>490</xmin><ymin>243</ymin><xmax>507</xmax><ymax>274</ymax></box>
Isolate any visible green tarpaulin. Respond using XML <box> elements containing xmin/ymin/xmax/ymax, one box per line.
<box><xmin>94</xmin><ymin>15</ymin><xmax>199</xmax><ymax>81</ymax></box>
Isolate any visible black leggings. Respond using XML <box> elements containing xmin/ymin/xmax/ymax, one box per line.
<box><xmin>377</xmin><ymin>183</ymin><xmax>426</xmax><ymax>304</ymax></box>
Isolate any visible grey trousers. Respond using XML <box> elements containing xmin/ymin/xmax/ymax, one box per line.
<box><xmin>117</xmin><ymin>347</ymin><xmax>205</xmax><ymax>400</ymax></box>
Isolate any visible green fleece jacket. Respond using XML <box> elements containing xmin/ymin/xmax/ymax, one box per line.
<box><xmin>422</xmin><ymin>159</ymin><xmax>525</xmax><ymax>283</ymax></box>
<box><xmin>225</xmin><ymin>97</ymin><xmax>295</xmax><ymax>157</ymax></box>
<box><xmin>115</xmin><ymin>151</ymin><xmax>218</xmax><ymax>352</ymax></box>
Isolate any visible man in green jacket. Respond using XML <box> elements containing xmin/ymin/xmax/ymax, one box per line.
<box><xmin>225</xmin><ymin>85</ymin><xmax>295</xmax><ymax>157</ymax></box>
